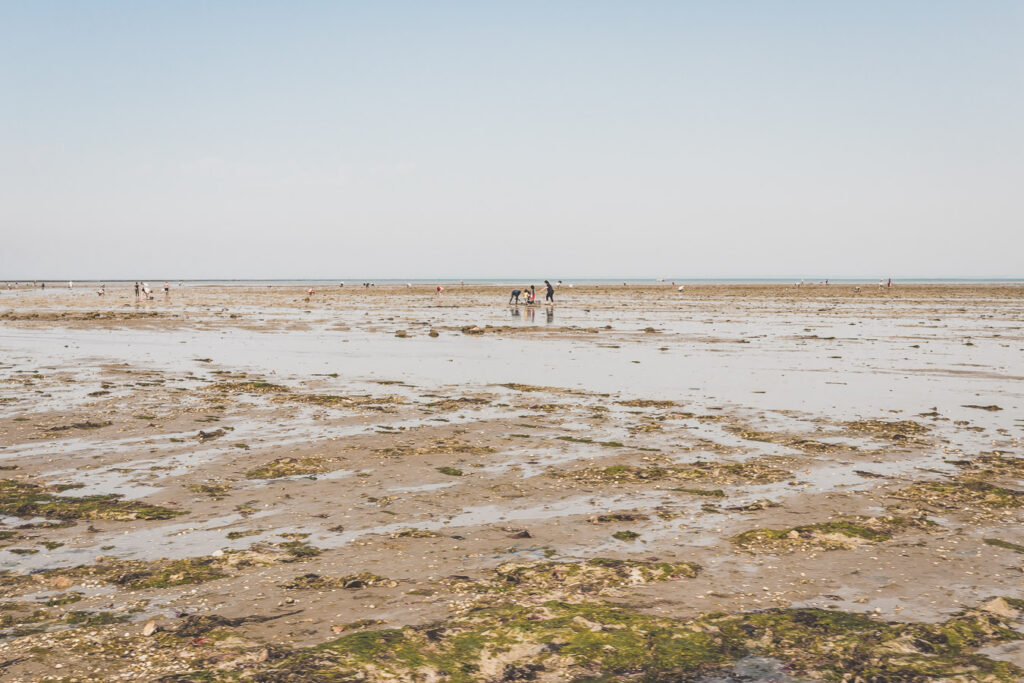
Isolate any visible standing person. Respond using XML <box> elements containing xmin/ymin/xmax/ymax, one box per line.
<box><xmin>134</xmin><ymin>282</ymin><xmax>139</xmax><ymax>299</ymax></box>
<box><xmin>544</xmin><ymin>280</ymin><xmax>554</xmax><ymax>303</ymax></box>
<box><xmin>529</xmin><ymin>285</ymin><xmax>536</xmax><ymax>303</ymax></box>
<box><xmin>68</xmin><ymin>280</ymin><xmax>73</xmax><ymax>290</ymax></box>
<box><xmin>163</xmin><ymin>282</ymin><xmax>169</xmax><ymax>296</ymax></box>
<box><xmin>887</xmin><ymin>278</ymin><xmax>892</xmax><ymax>288</ymax></box>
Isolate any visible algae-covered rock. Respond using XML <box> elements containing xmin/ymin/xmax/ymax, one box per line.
<box><xmin>0</xmin><ymin>540</ymin><xmax>322</xmax><ymax>597</ymax></box>
<box><xmin>895</xmin><ymin>479</ymin><xmax>1024</xmax><ymax>517</ymax></box>
<box><xmin>732</xmin><ymin>516</ymin><xmax>933</xmax><ymax>552</ymax></box>
<box><xmin>842</xmin><ymin>418</ymin><xmax>929</xmax><ymax>441</ymax></box>
<box><xmin>446</xmin><ymin>558</ymin><xmax>699</xmax><ymax>599</ymax></box>
<box><xmin>285</xmin><ymin>393</ymin><xmax>406</xmax><ymax>409</ymax></box>
<box><xmin>44</xmin><ymin>420</ymin><xmax>112</xmax><ymax>432</ymax></box>
<box><xmin>391</xmin><ymin>528</ymin><xmax>439</xmax><ymax>538</ymax></box>
<box><xmin>587</xmin><ymin>512</ymin><xmax>648</xmax><ymax>523</ymax></box>
<box><xmin>374</xmin><ymin>439</ymin><xmax>495</xmax><ymax>458</ymax></box>
<box><xmin>725</xmin><ymin>425</ymin><xmax>850</xmax><ymax>453</ymax></box>
<box><xmin>553</xmin><ymin>460</ymin><xmax>790</xmax><ymax>485</ymax></box>
<box><xmin>617</xmin><ymin>398</ymin><xmax>676</xmax><ymax>408</ymax></box>
<box><xmin>425</xmin><ymin>396</ymin><xmax>490</xmax><ymax>411</ymax></box>
<box><xmin>186</xmin><ymin>480</ymin><xmax>233</xmax><ymax>497</ymax></box>
<box><xmin>284</xmin><ymin>572</ymin><xmax>397</xmax><ymax>590</ymax></box>
<box><xmin>207</xmin><ymin>381</ymin><xmax>290</xmax><ymax>394</ymax></box>
<box><xmin>956</xmin><ymin>453</ymin><xmax>1024</xmax><ymax>479</ymax></box>
<box><xmin>246</xmin><ymin>456</ymin><xmax>335</xmax><ymax>479</ymax></box>
<box><xmin>0</xmin><ymin>479</ymin><xmax>181</xmax><ymax>522</ymax></box>
<box><xmin>193</xmin><ymin>601</ymin><xmax>1023</xmax><ymax>682</ymax></box>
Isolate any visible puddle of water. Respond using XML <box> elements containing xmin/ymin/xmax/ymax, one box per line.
<box><xmin>1</xmin><ymin>510</ymin><xmax>277</xmax><ymax>573</ymax></box>
<box><xmin>2</xmin><ymin>314</ymin><xmax>1020</xmax><ymax>423</ymax></box>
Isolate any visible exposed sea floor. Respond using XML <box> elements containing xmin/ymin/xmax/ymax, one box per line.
<box><xmin>0</xmin><ymin>283</ymin><xmax>1021</xmax><ymax>681</ymax></box>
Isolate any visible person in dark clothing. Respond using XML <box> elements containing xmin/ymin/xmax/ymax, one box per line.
<box><xmin>544</xmin><ymin>280</ymin><xmax>554</xmax><ymax>302</ymax></box>
<box><xmin>509</xmin><ymin>289</ymin><xmax>522</xmax><ymax>304</ymax></box>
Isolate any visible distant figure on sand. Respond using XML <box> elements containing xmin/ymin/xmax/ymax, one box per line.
<box><xmin>436</xmin><ymin>285</ymin><xmax>443</xmax><ymax>295</ymax></box>
<box><xmin>134</xmin><ymin>282</ymin><xmax>139</xmax><ymax>299</ymax></box>
<box><xmin>509</xmin><ymin>289</ymin><xmax>522</xmax><ymax>304</ymax></box>
<box><xmin>544</xmin><ymin>280</ymin><xmax>554</xmax><ymax>303</ymax></box>
<box><xmin>163</xmin><ymin>282</ymin><xmax>169</xmax><ymax>295</ymax></box>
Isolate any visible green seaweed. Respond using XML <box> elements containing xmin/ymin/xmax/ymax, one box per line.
<box><xmin>554</xmin><ymin>461</ymin><xmax>789</xmax><ymax>485</ymax></box>
<box><xmin>672</xmin><ymin>487</ymin><xmax>725</xmax><ymax>497</ymax></box>
<box><xmin>0</xmin><ymin>479</ymin><xmax>182</xmax><ymax>521</ymax></box>
<box><xmin>246</xmin><ymin>457</ymin><xmax>331</xmax><ymax>479</ymax></box>
<box><xmin>244</xmin><ymin>601</ymin><xmax>1022</xmax><ymax>682</ymax></box>
<box><xmin>284</xmin><ymin>572</ymin><xmax>395</xmax><ymax>590</ymax></box>
<box><xmin>984</xmin><ymin>538</ymin><xmax>1024</xmax><ymax>553</ymax></box>
<box><xmin>731</xmin><ymin>517</ymin><xmax>930</xmax><ymax>551</ymax></box>
<box><xmin>208</xmin><ymin>381</ymin><xmax>290</xmax><ymax>393</ymax></box>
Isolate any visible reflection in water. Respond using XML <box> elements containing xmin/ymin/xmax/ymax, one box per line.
<box><xmin>509</xmin><ymin>307</ymin><xmax>521</xmax><ymax>319</ymax></box>
<box><xmin>546</xmin><ymin>307</ymin><xmax>554</xmax><ymax>324</ymax></box>
<box><xmin>525</xmin><ymin>307</ymin><xmax>535</xmax><ymax>323</ymax></box>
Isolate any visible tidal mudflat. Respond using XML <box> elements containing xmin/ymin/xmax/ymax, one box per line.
<box><xmin>0</xmin><ymin>283</ymin><xmax>1022</xmax><ymax>681</ymax></box>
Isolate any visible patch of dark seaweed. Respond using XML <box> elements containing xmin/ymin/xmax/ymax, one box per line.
<box><xmin>0</xmin><ymin>480</ymin><xmax>181</xmax><ymax>522</ymax></box>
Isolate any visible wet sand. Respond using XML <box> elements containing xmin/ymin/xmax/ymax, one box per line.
<box><xmin>0</xmin><ymin>284</ymin><xmax>1022</xmax><ymax>681</ymax></box>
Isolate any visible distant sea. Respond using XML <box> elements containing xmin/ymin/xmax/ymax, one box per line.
<box><xmin>4</xmin><ymin>278</ymin><xmax>1022</xmax><ymax>287</ymax></box>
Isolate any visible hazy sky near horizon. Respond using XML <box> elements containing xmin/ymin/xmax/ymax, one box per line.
<box><xmin>2</xmin><ymin>1</ymin><xmax>1022</xmax><ymax>279</ymax></box>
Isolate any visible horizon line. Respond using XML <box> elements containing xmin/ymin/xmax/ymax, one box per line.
<box><xmin>4</xmin><ymin>276</ymin><xmax>1023</xmax><ymax>283</ymax></box>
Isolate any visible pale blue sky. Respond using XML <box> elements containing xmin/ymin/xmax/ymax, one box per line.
<box><xmin>1</xmin><ymin>1</ymin><xmax>1021</xmax><ymax>279</ymax></box>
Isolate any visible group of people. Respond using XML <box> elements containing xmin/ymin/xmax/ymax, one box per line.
<box><xmin>509</xmin><ymin>280</ymin><xmax>556</xmax><ymax>305</ymax></box>
<box><xmin>133</xmin><ymin>282</ymin><xmax>170</xmax><ymax>300</ymax></box>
